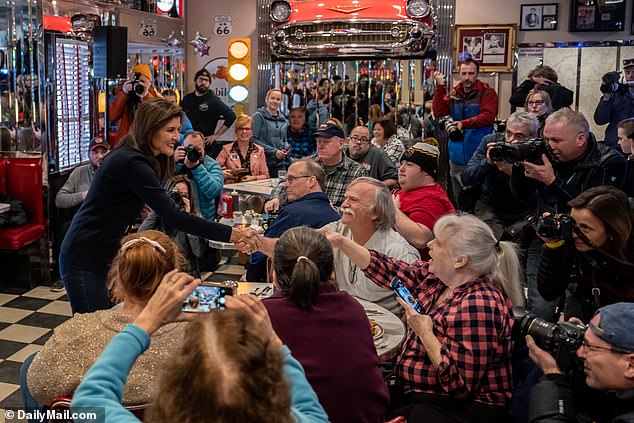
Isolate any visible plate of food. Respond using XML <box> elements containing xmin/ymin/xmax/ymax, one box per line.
<box><xmin>370</xmin><ymin>320</ymin><xmax>384</xmax><ymax>341</ymax></box>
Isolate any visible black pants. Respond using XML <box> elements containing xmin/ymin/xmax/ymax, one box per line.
<box><xmin>393</xmin><ymin>392</ymin><xmax>509</xmax><ymax>423</ymax></box>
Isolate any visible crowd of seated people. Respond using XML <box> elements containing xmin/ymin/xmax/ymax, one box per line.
<box><xmin>41</xmin><ymin>58</ymin><xmax>634</xmax><ymax>423</ymax></box>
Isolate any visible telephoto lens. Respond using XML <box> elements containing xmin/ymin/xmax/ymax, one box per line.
<box><xmin>185</xmin><ymin>145</ymin><xmax>202</xmax><ymax>162</ymax></box>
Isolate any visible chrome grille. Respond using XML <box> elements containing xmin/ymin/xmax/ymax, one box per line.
<box><xmin>284</xmin><ymin>21</ymin><xmax>417</xmax><ymax>45</ymax></box>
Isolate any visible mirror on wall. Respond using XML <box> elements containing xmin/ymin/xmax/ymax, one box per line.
<box><xmin>0</xmin><ymin>0</ymin><xmax>43</xmax><ymax>152</ymax></box>
<box><xmin>270</xmin><ymin>59</ymin><xmax>431</xmax><ymax>136</ymax></box>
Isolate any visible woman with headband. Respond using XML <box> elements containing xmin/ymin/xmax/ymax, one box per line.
<box><xmin>263</xmin><ymin>227</ymin><xmax>389</xmax><ymax>423</ymax></box>
<box><xmin>59</xmin><ymin>98</ymin><xmax>256</xmax><ymax>314</ymax></box>
<box><xmin>23</xmin><ymin>231</ymin><xmax>190</xmax><ymax>414</ymax></box>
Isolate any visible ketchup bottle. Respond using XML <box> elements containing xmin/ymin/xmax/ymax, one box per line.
<box><xmin>221</xmin><ymin>192</ymin><xmax>233</xmax><ymax>218</ymax></box>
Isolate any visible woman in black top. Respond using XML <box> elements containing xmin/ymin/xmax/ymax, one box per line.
<box><xmin>60</xmin><ymin>98</ymin><xmax>248</xmax><ymax>314</ymax></box>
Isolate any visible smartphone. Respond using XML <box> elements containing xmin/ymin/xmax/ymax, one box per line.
<box><xmin>390</xmin><ymin>277</ymin><xmax>423</xmax><ymax>313</ymax></box>
<box><xmin>183</xmin><ymin>282</ymin><xmax>235</xmax><ymax>313</ymax></box>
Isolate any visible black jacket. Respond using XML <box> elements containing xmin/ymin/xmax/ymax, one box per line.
<box><xmin>510</xmin><ymin>137</ymin><xmax>627</xmax><ymax>213</ymax></box>
<box><xmin>509</xmin><ymin>79</ymin><xmax>574</xmax><ymax>111</ymax></box>
<box><xmin>60</xmin><ymin>145</ymin><xmax>232</xmax><ymax>276</ymax></box>
<box><xmin>538</xmin><ymin>243</ymin><xmax>634</xmax><ymax>321</ymax></box>
<box><xmin>529</xmin><ymin>374</ymin><xmax>634</xmax><ymax>423</ymax></box>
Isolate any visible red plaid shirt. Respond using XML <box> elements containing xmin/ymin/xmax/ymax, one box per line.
<box><xmin>364</xmin><ymin>250</ymin><xmax>514</xmax><ymax>406</ymax></box>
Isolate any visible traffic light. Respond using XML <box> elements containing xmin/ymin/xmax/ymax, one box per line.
<box><xmin>227</xmin><ymin>38</ymin><xmax>250</xmax><ymax>103</ymax></box>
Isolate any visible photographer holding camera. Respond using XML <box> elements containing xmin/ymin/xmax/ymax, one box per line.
<box><xmin>594</xmin><ymin>58</ymin><xmax>634</xmax><ymax>147</ymax></box>
<box><xmin>432</xmin><ymin>59</ymin><xmax>499</xmax><ymax>202</ymax></box>
<box><xmin>511</xmin><ymin>108</ymin><xmax>626</xmax><ymax>214</ymax></box>
<box><xmin>537</xmin><ymin>186</ymin><xmax>634</xmax><ymax>323</ymax></box>
<box><xmin>526</xmin><ymin>302</ymin><xmax>634</xmax><ymax>423</ymax></box>
<box><xmin>510</xmin><ymin>65</ymin><xmax>573</xmax><ymax>112</ymax></box>
<box><xmin>174</xmin><ymin>131</ymin><xmax>224</xmax><ymax>222</ymax></box>
<box><xmin>109</xmin><ymin>64</ymin><xmax>158</xmax><ymax>147</ymax></box>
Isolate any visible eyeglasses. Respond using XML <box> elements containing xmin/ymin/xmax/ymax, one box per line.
<box><xmin>581</xmin><ymin>339</ymin><xmax>632</xmax><ymax>354</ymax></box>
<box><xmin>623</xmin><ymin>58</ymin><xmax>634</xmax><ymax>68</ymax></box>
<box><xmin>237</xmin><ymin>127</ymin><xmax>252</xmax><ymax>131</ymax></box>
<box><xmin>527</xmin><ymin>100</ymin><xmax>545</xmax><ymax>106</ymax></box>
<box><xmin>285</xmin><ymin>175</ymin><xmax>312</xmax><ymax>183</ymax></box>
<box><xmin>349</xmin><ymin>135</ymin><xmax>370</xmax><ymax>144</ymax></box>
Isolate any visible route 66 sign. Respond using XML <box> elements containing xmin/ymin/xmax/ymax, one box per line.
<box><xmin>213</xmin><ymin>15</ymin><xmax>233</xmax><ymax>36</ymax></box>
<box><xmin>139</xmin><ymin>18</ymin><xmax>158</xmax><ymax>39</ymax></box>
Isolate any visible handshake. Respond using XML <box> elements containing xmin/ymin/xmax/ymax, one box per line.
<box><xmin>230</xmin><ymin>227</ymin><xmax>264</xmax><ymax>255</ymax></box>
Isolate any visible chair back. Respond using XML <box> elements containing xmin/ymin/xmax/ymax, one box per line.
<box><xmin>49</xmin><ymin>397</ymin><xmax>147</xmax><ymax>422</ymax></box>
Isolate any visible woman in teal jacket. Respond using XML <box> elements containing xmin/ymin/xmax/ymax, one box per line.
<box><xmin>252</xmin><ymin>88</ymin><xmax>289</xmax><ymax>177</ymax></box>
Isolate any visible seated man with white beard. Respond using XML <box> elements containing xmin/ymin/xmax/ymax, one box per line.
<box><xmin>322</xmin><ymin>177</ymin><xmax>420</xmax><ymax>314</ymax></box>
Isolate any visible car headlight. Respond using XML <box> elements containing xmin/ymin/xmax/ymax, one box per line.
<box><xmin>406</xmin><ymin>0</ymin><xmax>431</xmax><ymax>18</ymax></box>
<box><xmin>270</xmin><ymin>1</ymin><xmax>292</xmax><ymax>23</ymax></box>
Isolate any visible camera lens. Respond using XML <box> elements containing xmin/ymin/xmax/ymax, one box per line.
<box><xmin>133</xmin><ymin>83</ymin><xmax>146</xmax><ymax>96</ymax></box>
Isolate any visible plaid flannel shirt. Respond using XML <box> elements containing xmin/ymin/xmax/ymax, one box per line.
<box><xmin>373</xmin><ymin>135</ymin><xmax>406</xmax><ymax>166</ymax></box>
<box><xmin>271</xmin><ymin>154</ymin><xmax>368</xmax><ymax>210</ymax></box>
<box><xmin>288</xmin><ymin>125</ymin><xmax>316</xmax><ymax>159</ymax></box>
<box><xmin>364</xmin><ymin>250</ymin><xmax>514</xmax><ymax>406</ymax></box>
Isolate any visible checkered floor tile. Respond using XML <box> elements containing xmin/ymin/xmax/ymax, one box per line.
<box><xmin>0</xmin><ymin>286</ymin><xmax>71</xmax><ymax>410</ymax></box>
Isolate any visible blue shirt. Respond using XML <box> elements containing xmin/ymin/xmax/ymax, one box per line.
<box><xmin>247</xmin><ymin>192</ymin><xmax>340</xmax><ymax>281</ymax></box>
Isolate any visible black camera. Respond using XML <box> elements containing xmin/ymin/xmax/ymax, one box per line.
<box><xmin>129</xmin><ymin>72</ymin><xmax>148</xmax><ymax>97</ymax></box>
<box><xmin>532</xmin><ymin>213</ymin><xmax>573</xmax><ymax>240</ymax></box>
<box><xmin>170</xmin><ymin>189</ymin><xmax>185</xmax><ymax>209</ymax></box>
<box><xmin>489</xmin><ymin>138</ymin><xmax>552</xmax><ymax>164</ymax></box>
<box><xmin>517</xmin><ymin>314</ymin><xmax>585</xmax><ymax>374</ymax></box>
<box><xmin>438</xmin><ymin>116</ymin><xmax>464</xmax><ymax>141</ymax></box>
<box><xmin>600</xmin><ymin>71</ymin><xmax>628</xmax><ymax>95</ymax></box>
<box><xmin>185</xmin><ymin>145</ymin><xmax>202</xmax><ymax>163</ymax></box>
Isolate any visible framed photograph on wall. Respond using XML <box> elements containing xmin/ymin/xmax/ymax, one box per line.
<box><xmin>520</xmin><ymin>3</ymin><xmax>559</xmax><ymax>31</ymax></box>
<box><xmin>570</xmin><ymin>0</ymin><xmax>625</xmax><ymax>32</ymax></box>
<box><xmin>454</xmin><ymin>25</ymin><xmax>516</xmax><ymax>72</ymax></box>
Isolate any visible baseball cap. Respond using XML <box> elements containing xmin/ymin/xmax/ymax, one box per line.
<box><xmin>314</xmin><ymin>122</ymin><xmax>344</xmax><ymax>139</ymax></box>
<box><xmin>89</xmin><ymin>136</ymin><xmax>110</xmax><ymax>152</ymax></box>
<box><xmin>401</xmin><ymin>139</ymin><xmax>440</xmax><ymax>178</ymax></box>
<box><xmin>590</xmin><ymin>302</ymin><xmax>634</xmax><ymax>353</ymax></box>
<box><xmin>131</xmin><ymin>64</ymin><xmax>152</xmax><ymax>81</ymax></box>
<box><xmin>195</xmin><ymin>68</ymin><xmax>212</xmax><ymax>81</ymax></box>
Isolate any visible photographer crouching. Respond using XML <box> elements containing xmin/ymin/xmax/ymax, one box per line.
<box><xmin>536</xmin><ymin>186</ymin><xmax>634</xmax><ymax>322</ymax></box>
<box><xmin>525</xmin><ymin>302</ymin><xmax>634</xmax><ymax>422</ymax></box>
<box><xmin>109</xmin><ymin>64</ymin><xmax>159</xmax><ymax>147</ymax></box>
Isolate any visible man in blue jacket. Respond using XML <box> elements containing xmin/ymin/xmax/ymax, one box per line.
<box><xmin>175</xmin><ymin>131</ymin><xmax>224</xmax><ymax>221</ymax></box>
<box><xmin>432</xmin><ymin>58</ymin><xmax>498</xmax><ymax>201</ymax></box>
<box><xmin>246</xmin><ymin>158</ymin><xmax>340</xmax><ymax>281</ymax></box>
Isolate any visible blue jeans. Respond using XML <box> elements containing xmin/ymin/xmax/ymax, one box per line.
<box><xmin>59</xmin><ymin>254</ymin><xmax>109</xmax><ymax>314</ymax></box>
<box><xmin>526</xmin><ymin>238</ymin><xmax>559</xmax><ymax>322</ymax></box>
<box><xmin>20</xmin><ymin>353</ymin><xmax>47</xmax><ymax>423</ymax></box>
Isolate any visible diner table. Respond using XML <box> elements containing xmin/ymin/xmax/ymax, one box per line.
<box><xmin>0</xmin><ymin>203</ymin><xmax>9</xmax><ymax>214</ymax></box>
<box><xmin>224</xmin><ymin>178</ymin><xmax>278</xmax><ymax>198</ymax></box>
<box><xmin>235</xmin><ymin>282</ymin><xmax>406</xmax><ymax>361</ymax></box>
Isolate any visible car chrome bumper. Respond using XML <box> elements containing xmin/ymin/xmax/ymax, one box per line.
<box><xmin>270</xmin><ymin>19</ymin><xmax>434</xmax><ymax>58</ymax></box>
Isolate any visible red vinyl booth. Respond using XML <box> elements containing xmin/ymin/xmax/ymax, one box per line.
<box><xmin>0</xmin><ymin>155</ymin><xmax>49</xmax><ymax>287</ymax></box>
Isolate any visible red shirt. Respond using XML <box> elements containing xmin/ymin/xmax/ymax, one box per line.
<box><xmin>398</xmin><ymin>183</ymin><xmax>455</xmax><ymax>231</ymax></box>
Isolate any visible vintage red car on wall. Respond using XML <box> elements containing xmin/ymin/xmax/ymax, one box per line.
<box><xmin>269</xmin><ymin>0</ymin><xmax>435</xmax><ymax>58</ymax></box>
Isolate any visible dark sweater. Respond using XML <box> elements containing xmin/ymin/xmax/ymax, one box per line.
<box><xmin>60</xmin><ymin>145</ymin><xmax>232</xmax><ymax>275</ymax></box>
<box><xmin>264</xmin><ymin>283</ymin><xmax>389</xmax><ymax>423</ymax></box>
